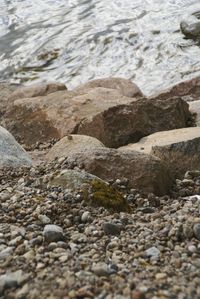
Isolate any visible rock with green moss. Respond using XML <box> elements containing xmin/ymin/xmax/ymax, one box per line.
<box><xmin>65</xmin><ymin>148</ymin><xmax>172</xmax><ymax>196</ymax></box>
<box><xmin>83</xmin><ymin>179</ymin><xmax>130</xmax><ymax>212</ymax></box>
<box><xmin>48</xmin><ymin>169</ymin><xmax>130</xmax><ymax>212</ymax></box>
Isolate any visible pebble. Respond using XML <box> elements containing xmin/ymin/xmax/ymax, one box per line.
<box><xmin>1</xmin><ymin>163</ymin><xmax>200</xmax><ymax>298</ymax></box>
<box><xmin>38</xmin><ymin>214</ymin><xmax>51</xmax><ymax>224</ymax></box>
<box><xmin>193</xmin><ymin>223</ymin><xmax>200</xmax><ymax>240</ymax></box>
<box><xmin>188</xmin><ymin>245</ymin><xmax>197</xmax><ymax>253</ymax></box>
<box><xmin>43</xmin><ymin>225</ymin><xmax>64</xmax><ymax>242</ymax></box>
<box><xmin>0</xmin><ymin>270</ymin><xmax>27</xmax><ymax>290</ymax></box>
<box><xmin>92</xmin><ymin>263</ymin><xmax>112</xmax><ymax>276</ymax></box>
<box><xmin>0</xmin><ymin>192</ymin><xmax>10</xmax><ymax>202</ymax></box>
<box><xmin>16</xmin><ymin>283</ymin><xmax>29</xmax><ymax>299</ymax></box>
<box><xmin>145</xmin><ymin>247</ymin><xmax>160</xmax><ymax>258</ymax></box>
<box><xmin>102</xmin><ymin>222</ymin><xmax>121</xmax><ymax>236</ymax></box>
<box><xmin>155</xmin><ymin>273</ymin><xmax>167</xmax><ymax>280</ymax></box>
<box><xmin>81</xmin><ymin>211</ymin><xmax>90</xmax><ymax>222</ymax></box>
<box><xmin>131</xmin><ymin>291</ymin><xmax>146</xmax><ymax>299</ymax></box>
<box><xmin>0</xmin><ymin>247</ymin><xmax>13</xmax><ymax>260</ymax></box>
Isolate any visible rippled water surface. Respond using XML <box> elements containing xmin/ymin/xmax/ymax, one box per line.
<box><xmin>0</xmin><ymin>0</ymin><xmax>200</xmax><ymax>95</ymax></box>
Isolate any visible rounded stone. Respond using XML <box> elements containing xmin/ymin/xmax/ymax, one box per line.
<box><xmin>145</xmin><ymin>247</ymin><xmax>160</xmax><ymax>258</ymax></box>
<box><xmin>193</xmin><ymin>223</ymin><xmax>200</xmax><ymax>241</ymax></box>
<box><xmin>81</xmin><ymin>211</ymin><xmax>90</xmax><ymax>223</ymax></box>
<box><xmin>43</xmin><ymin>225</ymin><xmax>64</xmax><ymax>242</ymax></box>
<box><xmin>102</xmin><ymin>222</ymin><xmax>121</xmax><ymax>236</ymax></box>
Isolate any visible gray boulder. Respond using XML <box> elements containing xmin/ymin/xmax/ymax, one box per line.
<box><xmin>180</xmin><ymin>20</ymin><xmax>200</xmax><ymax>39</ymax></box>
<box><xmin>0</xmin><ymin>126</ymin><xmax>32</xmax><ymax>168</ymax></box>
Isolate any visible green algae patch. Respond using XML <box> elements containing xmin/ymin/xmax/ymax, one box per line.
<box><xmin>83</xmin><ymin>179</ymin><xmax>131</xmax><ymax>213</ymax></box>
<box><xmin>49</xmin><ymin>169</ymin><xmax>131</xmax><ymax>212</ymax></box>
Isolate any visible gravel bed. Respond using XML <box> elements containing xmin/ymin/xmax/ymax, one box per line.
<box><xmin>0</xmin><ymin>165</ymin><xmax>200</xmax><ymax>299</ymax></box>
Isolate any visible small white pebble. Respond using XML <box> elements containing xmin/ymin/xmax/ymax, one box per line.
<box><xmin>188</xmin><ymin>245</ymin><xmax>197</xmax><ymax>253</ymax></box>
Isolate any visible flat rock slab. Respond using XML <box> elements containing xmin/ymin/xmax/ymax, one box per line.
<box><xmin>0</xmin><ymin>126</ymin><xmax>32</xmax><ymax>168</ymax></box>
<box><xmin>46</xmin><ymin>134</ymin><xmax>105</xmax><ymax>161</ymax></box>
<box><xmin>64</xmin><ymin>148</ymin><xmax>172</xmax><ymax>196</ymax></box>
<box><xmin>119</xmin><ymin>127</ymin><xmax>200</xmax><ymax>178</ymax></box>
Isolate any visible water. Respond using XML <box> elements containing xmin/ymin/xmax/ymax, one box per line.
<box><xmin>0</xmin><ymin>0</ymin><xmax>200</xmax><ymax>95</ymax></box>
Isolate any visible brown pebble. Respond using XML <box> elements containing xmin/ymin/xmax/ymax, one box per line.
<box><xmin>131</xmin><ymin>290</ymin><xmax>146</xmax><ymax>299</ymax></box>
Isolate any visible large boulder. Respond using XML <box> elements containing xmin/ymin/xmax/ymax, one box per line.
<box><xmin>74</xmin><ymin>77</ymin><xmax>143</xmax><ymax>98</ymax></box>
<box><xmin>77</xmin><ymin>97</ymin><xmax>190</xmax><ymax>148</ymax></box>
<box><xmin>119</xmin><ymin>127</ymin><xmax>200</xmax><ymax>178</ymax></box>
<box><xmin>189</xmin><ymin>100</ymin><xmax>200</xmax><ymax>126</ymax></box>
<box><xmin>0</xmin><ymin>83</ymin><xmax>20</xmax><ymax>117</ymax></box>
<box><xmin>3</xmin><ymin>87</ymin><xmax>129</xmax><ymax>147</ymax></box>
<box><xmin>59</xmin><ymin>148</ymin><xmax>172</xmax><ymax>196</ymax></box>
<box><xmin>180</xmin><ymin>20</ymin><xmax>200</xmax><ymax>39</ymax></box>
<box><xmin>10</xmin><ymin>82</ymin><xmax>67</xmax><ymax>101</ymax></box>
<box><xmin>48</xmin><ymin>169</ymin><xmax>130</xmax><ymax>212</ymax></box>
<box><xmin>150</xmin><ymin>76</ymin><xmax>200</xmax><ymax>102</ymax></box>
<box><xmin>46</xmin><ymin>135</ymin><xmax>105</xmax><ymax>161</ymax></box>
<box><xmin>3</xmin><ymin>84</ymin><xmax>191</xmax><ymax>148</ymax></box>
<box><xmin>0</xmin><ymin>126</ymin><xmax>32</xmax><ymax>168</ymax></box>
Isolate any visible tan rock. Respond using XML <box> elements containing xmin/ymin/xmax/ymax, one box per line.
<box><xmin>4</xmin><ymin>87</ymin><xmax>131</xmax><ymax>146</ymax></box>
<box><xmin>189</xmin><ymin>100</ymin><xmax>200</xmax><ymax>126</ymax></box>
<box><xmin>63</xmin><ymin>148</ymin><xmax>172</xmax><ymax>196</ymax></box>
<box><xmin>46</xmin><ymin>135</ymin><xmax>105</xmax><ymax>161</ymax></box>
<box><xmin>3</xmin><ymin>84</ymin><xmax>191</xmax><ymax>148</ymax></box>
<box><xmin>155</xmin><ymin>273</ymin><xmax>167</xmax><ymax>280</ymax></box>
<box><xmin>77</xmin><ymin>96</ymin><xmax>191</xmax><ymax>147</ymax></box>
<box><xmin>10</xmin><ymin>82</ymin><xmax>67</xmax><ymax>100</ymax></box>
<box><xmin>0</xmin><ymin>83</ymin><xmax>20</xmax><ymax>117</ymax></box>
<box><xmin>74</xmin><ymin>77</ymin><xmax>143</xmax><ymax>98</ymax></box>
<box><xmin>119</xmin><ymin>127</ymin><xmax>200</xmax><ymax>178</ymax></box>
<box><xmin>150</xmin><ymin>76</ymin><xmax>200</xmax><ymax>102</ymax></box>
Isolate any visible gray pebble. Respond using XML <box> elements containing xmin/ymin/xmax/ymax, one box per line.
<box><xmin>38</xmin><ymin>214</ymin><xmax>51</xmax><ymax>224</ymax></box>
<box><xmin>145</xmin><ymin>246</ymin><xmax>160</xmax><ymax>258</ymax></box>
<box><xmin>102</xmin><ymin>222</ymin><xmax>121</xmax><ymax>236</ymax></box>
<box><xmin>0</xmin><ymin>247</ymin><xmax>13</xmax><ymax>260</ymax></box>
<box><xmin>92</xmin><ymin>263</ymin><xmax>111</xmax><ymax>276</ymax></box>
<box><xmin>43</xmin><ymin>224</ymin><xmax>64</xmax><ymax>242</ymax></box>
<box><xmin>193</xmin><ymin>223</ymin><xmax>200</xmax><ymax>241</ymax></box>
<box><xmin>81</xmin><ymin>211</ymin><xmax>90</xmax><ymax>222</ymax></box>
<box><xmin>0</xmin><ymin>270</ymin><xmax>26</xmax><ymax>290</ymax></box>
